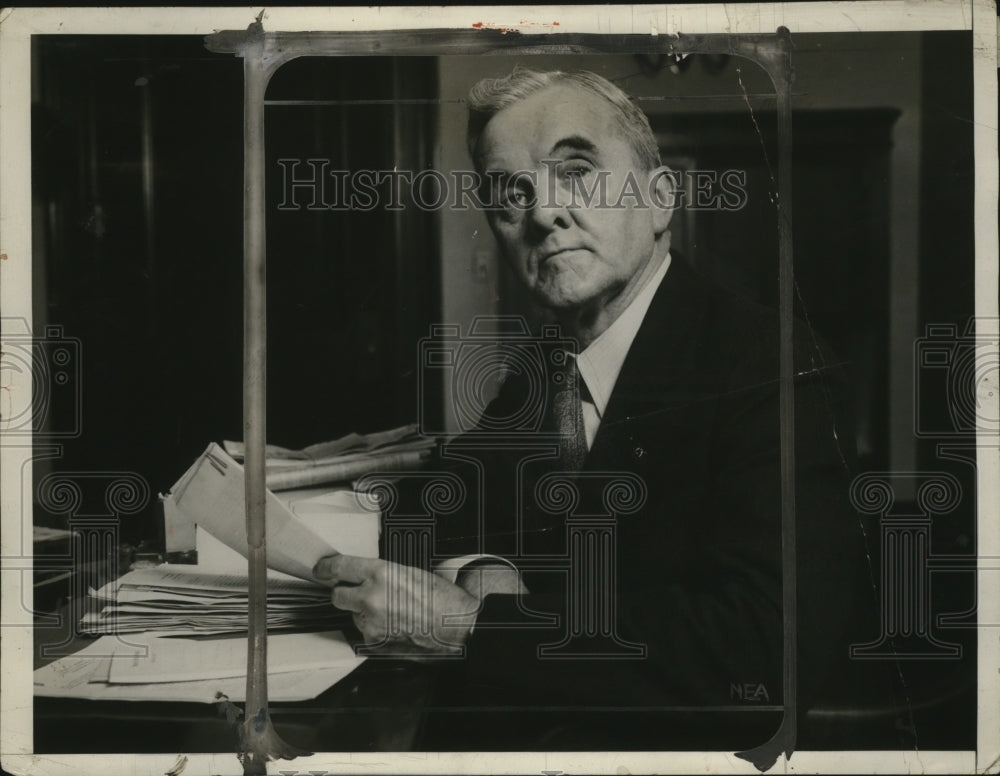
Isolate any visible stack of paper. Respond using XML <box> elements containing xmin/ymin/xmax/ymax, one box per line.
<box><xmin>34</xmin><ymin>630</ymin><xmax>364</xmax><ymax>703</ymax></box>
<box><xmin>36</xmin><ymin>438</ymin><xmax>389</xmax><ymax>704</ymax></box>
<box><xmin>223</xmin><ymin>423</ymin><xmax>436</xmax><ymax>491</ymax></box>
<box><xmin>80</xmin><ymin>566</ymin><xmax>348</xmax><ymax>637</ymax></box>
<box><xmin>223</xmin><ymin>422</ymin><xmax>429</xmax><ymax>466</ymax></box>
<box><xmin>86</xmin><ymin>443</ymin><xmax>383</xmax><ymax>638</ymax></box>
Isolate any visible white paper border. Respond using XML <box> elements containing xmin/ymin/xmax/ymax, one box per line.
<box><xmin>1</xmin><ymin>3</ymin><xmax>996</xmax><ymax>774</ymax></box>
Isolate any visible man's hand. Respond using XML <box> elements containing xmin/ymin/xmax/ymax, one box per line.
<box><xmin>313</xmin><ymin>554</ymin><xmax>480</xmax><ymax>657</ymax></box>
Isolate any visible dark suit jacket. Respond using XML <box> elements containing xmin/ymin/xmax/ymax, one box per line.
<box><xmin>413</xmin><ymin>258</ymin><xmax>869</xmax><ymax>749</ymax></box>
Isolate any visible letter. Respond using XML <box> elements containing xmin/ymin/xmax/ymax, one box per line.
<box><xmin>540</xmin><ymin>158</ymin><xmax>560</xmax><ymax>210</ymax></box>
<box><xmin>611</xmin><ymin>170</ymin><xmax>647</xmax><ymax>209</ymax></box>
<box><xmin>504</xmin><ymin>170</ymin><xmax>538</xmax><ymax>211</ymax></box>
<box><xmin>649</xmin><ymin>168</ymin><xmax>685</xmax><ymax>211</ymax></box>
<box><xmin>690</xmin><ymin>170</ymin><xmax>718</xmax><ymax>210</ymax></box>
<box><xmin>568</xmin><ymin>169</ymin><xmax>612</xmax><ymax>208</ymax></box>
<box><xmin>350</xmin><ymin>169</ymin><xmax>378</xmax><ymax>211</ymax></box>
<box><xmin>479</xmin><ymin>169</ymin><xmax>506</xmax><ymax>211</ymax></box>
<box><xmin>377</xmin><ymin>169</ymin><xmax>412</xmax><ymax>211</ymax></box>
<box><xmin>326</xmin><ymin>170</ymin><xmax>350</xmax><ymax>211</ymax></box>
<box><xmin>411</xmin><ymin>169</ymin><xmax>449</xmax><ymax>211</ymax></box>
<box><xmin>451</xmin><ymin>170</ymin><xmax>485</xmax><ymax>211</ymax></box>
<box><xmin>276</xmin><ymin>158</ymin><xmax>331</xmax><ymax>211</ymax></box>
<box><xmin>718</xmin><ymin>169</ymin><xmax>748</xmax><ymax>211</ymax></box>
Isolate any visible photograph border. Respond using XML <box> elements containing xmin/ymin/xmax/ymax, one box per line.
<box><xmin>2</xmin><ymin>4</ymin><xmax>997</xmax><ymax>774</ymax></box>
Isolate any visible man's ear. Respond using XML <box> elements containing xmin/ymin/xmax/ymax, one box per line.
<box><xmin>648</xmin><ymin>165</ymin><xmax>677</xmax><ymax>236</ymax></box>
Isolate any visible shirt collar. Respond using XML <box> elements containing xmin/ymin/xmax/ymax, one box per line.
<box><xmin>575</xmin><ymin>252</ymin><xmax>672</xmax><ymax>418</ymax></box>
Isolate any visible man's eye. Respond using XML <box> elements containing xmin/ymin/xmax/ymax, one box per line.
<box><xmin>501</xmin><ymin>186</ymin><xmax>534</xmax><ymax>208</ymax></box>
<box><xmin>560</xmin><ymin>161</ymin><xmax>594</xmax><ymax>179</ymax></box>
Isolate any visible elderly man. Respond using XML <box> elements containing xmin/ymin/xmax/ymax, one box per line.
<box><xmin>314</xmin><ymin>67</ymin><xmax>865</xmax><ymax>748</ymax></box>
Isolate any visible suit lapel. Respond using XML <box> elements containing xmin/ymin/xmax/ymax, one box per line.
<box><xmin>586</xmin><ymin>257</ymin><xmax>709</xmax><ymax>475</ymax></box>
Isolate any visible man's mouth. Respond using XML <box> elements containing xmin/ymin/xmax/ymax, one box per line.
<box><xmin>540</xmin><ymin>247</ymin><xmax>582</xmax><ymax>263</ymax></box>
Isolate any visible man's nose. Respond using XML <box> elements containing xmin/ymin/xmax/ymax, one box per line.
<box><xmin>526</xmin><ymin>172</ymin><xmax>571</xmax><ymax>232</ymax></box>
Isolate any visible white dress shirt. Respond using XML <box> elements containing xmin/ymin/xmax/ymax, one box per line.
<box><xmin>574</xmin><ymin>251</ymin><xmax>672</xmax><ymax>449</ymax></box>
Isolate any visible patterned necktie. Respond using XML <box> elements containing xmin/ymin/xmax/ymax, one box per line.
<box><xmin>552</xmin><ymin>355</ymin><xmax>588</xmax><ymax>472</ymax></box>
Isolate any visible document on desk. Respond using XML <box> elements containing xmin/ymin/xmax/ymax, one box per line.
<box><xmin>168</xmin><ymin>443</ymin><xmax>341</xmax><ymax>584</ymax></box>
<box><xmin>108</xmin><ymin>630</ymin><xmax>358</xmax><ymax>683</ymax></box>
<box><xmin>34</xmin><ymin>631</ymin><xmax>364</xmax><ymax>703</ymax></box>
<box><xmin>81</xmin><ymin>565</ymin><xmax>348</xmax><ymax>636</ymax></box>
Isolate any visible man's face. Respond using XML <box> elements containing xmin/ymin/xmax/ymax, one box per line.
<box><xmin>476</xmin><ymin>84</ymin><xmax>670</xmax><ymax>314</ymax></box>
